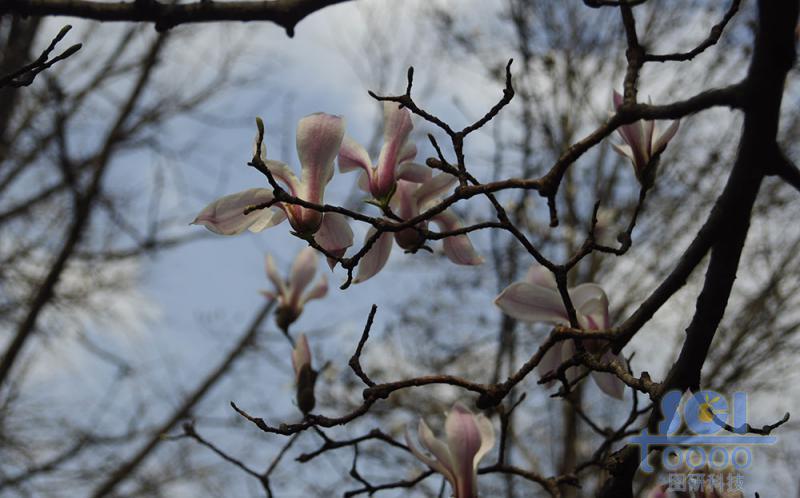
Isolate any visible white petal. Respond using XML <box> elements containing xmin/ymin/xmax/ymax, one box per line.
<box><xmin>301</xmin><ymin>275</ymin><xmax>328</xmax><ymax>306</ymax></box>
<box><xmin>314</xmin><ymin>212</ymin><xmax>354</xmax><ymax>269</ymax></box>
<box><xmin>265</xmin><ymin>254</ymin><xmax>287</xmax><ymax>296</ymax></box>
<box><xmin>191</xmin><ymin>188</ymin><xmax>277</xmax><ymax>236</ymax></box>
<box><xmin>396</xmin><ymin>162</ymin><xmax>432</xmax><ymax>183</ymax></box>
<box><xmin>289</xmin><ymin>247</ymin><xmax>318</xmax><ymax>303</ymax></box>
<box><xmin>406</xmin><ymin>423</ymin><xmax>455</xmax><ymax>484</ymax></box>
<box><xmin>523</xmin><ymin>265</ymin><xmax>557</xmax><ymax>289</ymax></box>
<box><xmin>338</xmin><ymin>135</ymin><xmax>373</xmax><ymax>175</ymax></box>
<box><xmin>570</xmin><ymin>283</ymin><xmax>610</xmax><ymax>330</ymax></box>
<box><xmin>472</xmin><ymin>413</ymin><xmax>495</xmax><ymax>470</ymax></box>
<box><xmin>248</xmin><ymin>207</ymin><xmax>287</xmax><ymax>233</ymax></box>
<box><xmin>591</xmin><ymin>351</ymin><xmax>626</xmax><ymax>400</ymax></box>
<box><xmin>494</xmin><ymin>282</ymin><xmax>568</xmax><ymax>324</ymax></box>
<box><xmin>653</xmin><ymin>119</ymin><xmax>680</xmax><ymax>155</ymax></box>
<box><xmin>415</xmin><ymin>173</ymin><xmax>457</xmax><ymax>212</ymax></box>
<box><xmin>264</xmin><ymin>159</ymin><xmax>300</xmax><ymax>195</ymax></box>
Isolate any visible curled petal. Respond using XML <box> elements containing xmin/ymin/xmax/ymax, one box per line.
<box><xmin>353</xmin><ymin>230</ymin><xmax>393</xmax><ymax>283</ymax></box>
<box><xmin>432</xmin><ymin>210</ymin><xmax>483</xmax><ymax>265</ymax></box>
<box><xmin>406</xmin><ymin>424</ymin><xmax>455</xmax><ymax>485</ymax></box>
<box><xmin>296</xmin><ymin>113</ymin><xmax>345</xmax><ymax>204</ymax></box>
<box><xmin>192</xmin><ymin>188</ymin><xmax>278</xmax><ymax>235</ymax></box>
<box><xmin>570</xmin><ymin>283</ymin><xmax>610</xmax><ymax>329</ymax></box>
<box><xmin>338</xmin><ymin>135</ymin><xmax>373</xmax><ymax>176</ymax></box>
<box><xmin>494</xmin><ymin>282</ymin><xmax>568</xmax><ymax>324</ymax></box>
<box><xmin>472</xmin><ymin>413</ymin><xmax>495</xmax><ymax>470</ymax></box>
<box><xmin>315</xmin><ymin>212</ymin><xmax>354</xmax><ymax>269</ymax></box>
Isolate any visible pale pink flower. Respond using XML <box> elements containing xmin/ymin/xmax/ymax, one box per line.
<box><xmin>353</xmin><ymin>172</ymin><xmax>483</xmax><ymax>283</ymax></box>
<box><xmin>261</xmin><ymin>247</ymin><xmax>328</xmax><ymax>330</ymax></box>
<box><xmin>494</xmin><ymin>265</ymin><xmax>626</xmax><ymax>399</ymax></box>
<box><xmin>192</xmin><ymin>113</ymin><xmax>354</xmax><ymax>258</ymax></box>
<box><xmin>338</xmin><ymin>102</ymin><xmax>429</xmax><ymax>203</ymax></box>
<box><xmin>405</xmin><ymin>403</ymin><xmax>495</xmax><ymax>498</ymax></box>
<box><xmin>611</xmin><ymin>90</ymin><xmax>680</xmax><ymax>188</ymax></box>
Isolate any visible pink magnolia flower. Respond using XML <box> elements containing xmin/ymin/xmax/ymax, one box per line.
<box><xmin>611</xmin><ymin>90</ymin><xmax>680</xmax><ymax>188</ymax></box>
<box><xmin>353</xmin><ymin>172</ymin><xmax>484</xmax><ymax>283</ymax></box>
<box><xmin>191</xmin><ymin>113</ymin><xmax>354</xmax><ymax>259</ymax></box>
<box><xmin>494</xmin><ymin>265</ymin><xmax>626</xmax><ymax>399</ymax></box>
<box><xmin>338</xmin><ymin>102</ymin><xmax>429</xmax><ymax>203</ymax></box>
<box><xmin>261</xmin><ymin>247</ymin><xmax>328</xmax><ymax>330</ymax></box>
<box><xmin>405</xmin><ymin>403</ymin><xmax>495</xmax><ymax>498</ymax></box>
<box><xmin>291</xmin><ymin>333</ymin><xmax>317</xmax><ymax>414</ymax></box>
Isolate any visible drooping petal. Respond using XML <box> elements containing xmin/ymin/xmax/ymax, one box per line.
<box><xmin>338</xmin><ymin>135</ymin><xmax>373</xmax><ymax>177</ymax></box>
<box><xmin>315</xmin><ymin>212</ymin><xmax>354</xmax><ymax>269</ymax></box>
<box><xmin>445</xmin><ymin>403</ymin><xmax>482</xmax><ymax>498</ymax></box>
<box><xmin>353</xmin><ymin>229</ymin><xmax>393</xmax><ymax>283</ymax></box>
<box><xmin>373</xmin><ymin>102</ymin><xmax>414</xmax><ymax>197</ymax></box>
<box><xmin>296</xmin><ymin>113</ymin><xmax>345</xmax><ymax>204</ymax></box>
<box><xmin>248</xmin><ymin>207</ymin><xmax>287</xmax><ymax>233</ymax></box>
<box><xmin>472</xmin><ymin>414</ymin><xmax>495</xmax><ymax>470</ymax></box>
<box><xmin>494</xmin><ymin>282</ymin><xmax>568</xmax><ymax>325</ymax></box>
<box><xmin>591</xmin><ymin>351</ymin><xmax>626</xmax><ymax>400</ymax></box>
<box><xmin>288</xmin><ymin>247</ymin><xmax>318</xmax><ymax>307</ymax></box>
<box><xmin>653</xmin><ymin>119</ymin><xmax>680</xmax><ymax>155</ymax></box>
<box><xmin>415</xmin><ymin>173</ymin><xmax>458</xmax><ymax>212</ymax></box>
<box><xmin>406</xmin><ymin>423</ymin><xmax>456</xmax><ymax>485</ymax></box>
<box><xmin>396</xmin><ymin>162</ymin><xmax>432</xmax><ymax>183</ymax></box>
<box><xmin>191</xmin><ymin>188</ymin><xmax>277</xmax><ymax>236</ymax></box>
<box><xmin>301</xmin><ymin>275</ymin><xmax>328</xmax><ymax>306</ymax></box>
<box><xmin>291</xmin><ymin>333</ymin><xmax>312</xmax><ymax>381</ymax></box>
<box><xmin>432</xmin><ymin>210</ymin><xmax>484</xmax><ymax>265</ymax></box>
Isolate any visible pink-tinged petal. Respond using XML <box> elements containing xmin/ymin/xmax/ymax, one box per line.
<box><xmin>570</xmin><ymin>283</ymin><xmax>610</xmax><ymax>328</ymax></box>
<box><xmin>494</xmin><ymin>282</ymin><xmax>568</xmax><ymax>324</ymax></box>
<box><xmin>315</xmin><ymin>212</ymin><xmax>354</xmax><ymax>270</ymax></box>
<box><xmin>373</xmin><ymin>102</ymin><xmax>414</xmax><ymax>198</ymax></box>
<box><xmin>265</xmin><ymin>254</ymin><xmax>287</xmax><ymax>296</ymax></box>
<box><xmin>445</xmin><ymin>403</ymin><xmax>482</xmax><ymax>498</ymax></box>
<box><xmin>472</xmin><ymin>413</ymin><xmax>495</xmax><ymax>470</ymax></box>
<box><xmin>296</xmin><ymin>113</ymin><xmax>345</xmax><ymax>204</ymax></box>
<box><xmin>415</xmin><ymin>173</ymin><xmax>458</xmax><ymax>212</ymax></box>
<box><xmin>353</xmin><ymin>229</ymin><xmax>393</xmax><ymax>283</ymax></box>
<box><xmin>288</xmin><ymin>247</ymin><xmax>318</xmax><ymax>307</ymax></box>
<box><xmin>523</xmin><ymin>265</ymin><xmax>557</xmax><ymax>289</ymax></box>
<box><xmin>643</xmin><ymin>118</ymin><xmax>655</xmax><ymax>158</ymax></box>
<box><xmin>396</xmin><ymin>162</ymin><xmax>432</xmax><ymax>183</ymax></box>
<box><xmin>393</xmin><ymin>180</ymin><xmax>419</xmax><ymax>219</ymax></box>
<box><xmin>398</xmin><ymin>142</ymin><xmax>417</xmax><ymax>164</ymax></box>
<box><xmin>406</xmin><ymin>422</ymin><xmax>456</xmax><ymax>484</ymax></box>
<box><xmin>264</xmin><ymin>159</ymin><xmax>301</xmax><ymax>196</ymax></box>
<box><xmin>432</xmin><ymin>210</ymin><xmax>484</xmax><ymax>265</ymax></box>
<box><xmin>191</xmin><ymin>188</ymin><xmax>276</xmax><ymax>235</ymax></box>
<box><xmin>301</xmin><ymin>275</ymin><xmax>328</xmax><ymax>306</ymax></box>
<box><xmin>653</xmin><ymin>119</ymin><xmax>680</xmax><ymax>155</ymax></box>
<box><xmin>338</xmin><ymin>135</ymin><xmax>373</xmax><ymax>176</ymax></box>
<box><xmin>291</xmin><ymin>333</ymin><xmax>312</xmax><ymax>381</ymax></box>
<box><xmin>591</xmin><ymin>351</ymin><xmax>626</xmax><ymax>400</ymax></box>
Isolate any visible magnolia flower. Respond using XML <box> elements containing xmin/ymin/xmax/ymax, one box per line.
<box><xmin>405</xmin><ymin>403</ymin><xmax>495</xmax><ymax>498</ymax></box>
<box><xmin>352</xmin><ymin>172</ymin><xmax>483</xmax><ymax>283</ymax></box>
<box><xmin>338</xmin><ymin>102</ymin><xmax>430</xmax><ymax>204</ymax></box>
<box><xmin>494</xmin><ymin>265</ymin><xmax>626</xmax><ymax>399</ymax></box>
<box><xmin>611</xmin><ymin>90</ymin><xmax>680</xmax><ymax>188</ymax></box>
<box><xmin>291</xmin><ymin>333</ymin><xmax>317</xmax><ymax>414</ymax></box>
<box><xmin>191</xmin><ymin>113</ymin><xmax>353</xmax><ymax>259</ymax></box>
<box><xmin>261</xmin><ymin>247</ymin><xmax>328</xmax><ymax>331</ymax></box>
